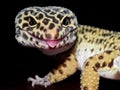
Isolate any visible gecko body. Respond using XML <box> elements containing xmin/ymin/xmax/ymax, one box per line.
<box><xmin>15</xmin><ymin>6</ymin><xmax>120</xmax><ymax>90</ymax></box>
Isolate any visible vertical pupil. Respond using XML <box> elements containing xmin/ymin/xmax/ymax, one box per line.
<box><xmin>29</xmin><ymin>17</ymin><xmax>37</xmax><ymax>25</ymax></box>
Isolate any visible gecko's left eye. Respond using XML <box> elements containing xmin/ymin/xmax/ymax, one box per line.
<box><xmin>28</xmin><ymin>16</ymin><xmax>37</xmax><ymax>26</ymax></box>
<box><xmin>62</xmin><ymin>17</ymin><xmax>71</xmax><ymax>26</ymax></box>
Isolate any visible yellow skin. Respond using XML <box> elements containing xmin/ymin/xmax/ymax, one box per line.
<box><xmin>15</xmin><ymin>6</ymin><xmax>120</xmax><ymax>90</ymax></box>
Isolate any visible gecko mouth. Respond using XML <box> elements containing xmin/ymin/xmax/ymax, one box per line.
<box><xmin>28</xmin><ymin>30</ymin><xmax>75</xmax><ymax>49</ymax></box>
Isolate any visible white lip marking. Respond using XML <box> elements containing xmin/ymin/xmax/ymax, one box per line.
<box><xmin>114</xmin><ymin>56</ymin><xmax>120</xmax><ymax>73</ymax></box>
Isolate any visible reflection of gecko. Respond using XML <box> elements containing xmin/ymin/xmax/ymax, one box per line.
<box><xmin>15</xmin><ymin>6</ymin><xmax>120</xmax><ymax>90</ymax></box>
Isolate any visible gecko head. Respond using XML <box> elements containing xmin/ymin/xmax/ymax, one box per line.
<box><xmin>15</xmin><ymin>6</ymin><xmax>78</xmax><ymax>55</ymax></box>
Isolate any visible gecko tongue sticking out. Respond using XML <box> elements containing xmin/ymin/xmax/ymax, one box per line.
<box><xmin>46</xmin><ymin>40</ymin><xmax>59</xmax><ymax>48</ymax></box>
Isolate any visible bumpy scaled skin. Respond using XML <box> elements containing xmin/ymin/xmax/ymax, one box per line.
<box><xmin>15</xmin><ymin>6</ymin><xmax>120</xmax><ymax>90</ymax></box>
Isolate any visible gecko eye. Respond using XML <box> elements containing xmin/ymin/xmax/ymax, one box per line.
<box><xmin>62</xmin><ymin>17</ymin><xmax>71</xmax><ymax>26</ymax></box>
<box><xmin>28</xmin><ymin>16</ymin><xmax>37</xmax><ymax>26</ymax></box>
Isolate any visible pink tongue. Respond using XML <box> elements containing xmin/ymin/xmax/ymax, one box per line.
<box><xmin>46</xmin><ymin>40</ymin><xmax>59</xmax><ymax>48</ymax></box>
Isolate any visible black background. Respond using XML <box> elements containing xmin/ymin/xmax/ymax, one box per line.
<box><xmin>1</xmin><ymin>0</ymin><xmax>120</xmax><ymax>90</ymax></box>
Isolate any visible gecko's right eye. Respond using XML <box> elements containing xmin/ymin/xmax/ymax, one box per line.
<box><xmin>62</xmin><ymin>17</ymin><xmax>71</xmax><ymax>26</ymax></box>
<box><xmin>24</xmin><ymin>16</ymin><xmax>37</xmax><ymax>26</ymax></box>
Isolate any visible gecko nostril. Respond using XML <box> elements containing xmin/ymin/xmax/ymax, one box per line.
<box><xmin>45</xmin><ymin>33</ymin><xmax>52</xmax><ymax>40</ymax></box>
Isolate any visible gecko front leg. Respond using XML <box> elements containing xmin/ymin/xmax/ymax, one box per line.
<box><xmin>28</xmin><ymin>51</ymin><xmax>78</xmax><ymax>87</ymax></box>
<box><xmin>81</xmin><ymin>49</ymin><xmax>120</xmax><ymax>90</ymax></box>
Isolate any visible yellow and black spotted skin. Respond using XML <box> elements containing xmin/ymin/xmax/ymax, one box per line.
<box><xmin>15</xmin><ymin>6</ymin><xmax>120</xmax><ymax>90</ymax></box>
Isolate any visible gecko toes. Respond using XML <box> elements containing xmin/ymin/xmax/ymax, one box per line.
<box><xmin>27</xmin><ymin>75</ymin><xmax>51</xmax><ymax>87</ymax></box>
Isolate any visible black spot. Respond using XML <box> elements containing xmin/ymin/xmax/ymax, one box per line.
<box><xmin>78</xmin><ymin>39</ymin><xmax>82</xmax><ymax>44</ymax></box>
<box><xmin>24</xmin><ymin>17</ymin><xmax>29</xmax><ymax>21</ymax></box>
<box><xmin>54</xmin><ymin>79</ymin><xmax>57</xmax><ymax>82</ymax></box>
<box><xmin>29</xmin><ymin>10</ymin><xmax>34</xmax><ymax>14</ymax></box>
<box><xmin>44</xmin><ymin>12</ymin><xmax>59</xmax><ymax>23</ymax></box>
<box><xmin>109</xmin><ymin>36</ymin><xmax>114</xmax><ymax>39</ymax></box>
<box><xmin>85</xmin><ymin>48</ymin><xmax>87</xmax><ymax>51</ymax></box>
<box><xmin>118</xmin><ymin>37</ymin><xmax>120</xmax><ymax>39</ymax></box>
<box><xmin>54</xmin><ymin>33</ymin><xmax>59</xmax><ymax>39</ymax></box>
<box><xmin>22</xmin><ymin>23</ymin><xmax>28</xmax><ymax>28</ymax></box>
<box><xmin>92</xmin><ymin>30</ymin><xmax>97</xmax><ymax>34</ymax></box>
<box><xmin>40</xmin><ymin>26</ymin><xmax>44</xmax><ymax>31</ymax></box>
<box><xmin>104</xmin><ymin>43</ymin><xmax>107</xmax><ymax>49</ymax></box>
<box><xmin>21</xmin><ymin>41</ymin><xmax>25</xmax><ymax>45</ymax></box>
<box><xmin>36</xmin><ymin>23</ymin><xmax>40</xmax><ymax>29</ymax></box>
<box><xmin>40</xmin><ymin>34</ymin><xmax>43</xmax><ymax>39</ymax></box>
<box><xmin>80</xmin><ymin>30</ymin><xmax>85</xmax><ymax>34</ymax></box>
<box><xmin>85</xmin><ymin>62</ymin><xmax>89</xmax><ymax>66</ymax></box>
<box><xmin>102</xmin><ymin>62</ymin><xmax>107</xmax><ymax>67</ymax></box>
<box><xmin>50</xmin><ymin>11</ymin><xmax>56</xmax><ymax>15</ymax></box>
<box><xmin>16</xmin><ymin>26</ymin><xmax>21</xmax><ymax>30</ymax></box>
<box><xmin>35</xmin><ymin>7</ymin><xmax>41</xmax><ymax>11</ymax></box>
<box><xmin>108</xmin><ymin>59</ymin><xmax>114</xmax><ymax>68</ymax></box>
<box><xmin>102</xmin><ymin>33</ymin><xmax>111</xmax><ymax>36</ymax></box>
<box><xmin>91</xmin><ymin>48</ymin><xmax>94</xmax><ymax>52</ymax></box>
<box><xmin>36</xmin><ymin>32</ymin><xmax>40</xmax><ymax>37</ymax></box>
<box><xmin>43</xmin><ymin>29</ymin><xmax>47</xmax><ymax>32</ymax></box>
<box><xmin>24</xmin><ymin>11</ymin><xmax>28</xmax><ymax>15</ymax></box>
<box><xmin>63</xmin><ymin>63</ymin><xmax>67</xmax><ymax>67</ymax></box>
<box><xmin>59</xmin><ymin>69</ymin><xmax>63</xmax><ymax>74</ymax></box>
<box><xmin>30</xmin><ymin>37</ymin><xmax>33</xmax><ymax>41</ymax></box>
<box><xmin>83</xmin><ymin>35</ymin><xmax>88</xmax><ymax>40</ymax></box>
<box><xmin>66</xmin><ymin>57</ymin><xmax>71</xmax><ymax>61</ymax></box>
<box><xmin>22</xmin><ymin>33</ymin><xmax>28</xmax><ymax>40</ymax></box>
<box><xmin>33</xmin><ymin>12</ymin><xmax>38</xmax><ymax>16</ymax></box>
<box><xmin>57</xmin><ymin>26</ymin><xmax>62</xmax><ymax>31</ymax></box>
<box><xmin>18</xmin><ymin>19</ymin><xmax>22</xmax><ymax>24</ymax></box>
<box><xmin>93</xmin><ymin>66</ymin><xmax>97</xmax><ymax>72</ymax></box>
<box><xmin>26</xmin><ymin>27</ymin><xmax>34</xmax><ymax>31</ymax></box>
<box><xmin>88</xmin><ymin>40</ymin><xmax>91</xmax><ymax>43</ymax></box>
<box><xmin>89</xmin><ymin>57</ymin><xmax>93</xmax><ymax>59</ymax></box>
<box><xmin>42</xmin><ymin>18</ymin><xmax>49</xmax><ymax>25</ymax></box>
<box><xmin>113</xmin><ymin>45</ymin><xmax>117</xmax><ymax>49</ymax></box>
<box><xmin>35</xmin><ymin>41</ymin><xmax>39</xmax><ymax>45</ymax></box>
<box><xmin>98</xmin><ymin>55</ymin><xmax>104</xmax><ymax>59</ymax></box>
<box><xmin>96</xmin><ymin>39</ymin><xmax>99</xmax><ymax>43</ymax></box>
<box><xmin>95</xmin><ymin>62</ymin><xmax>100</xmax><ymax>69</ymax></box>
<box><xmin>99</xmin><ymin>39</ymin><xmax>104</xmax><ymax>43</ymax></box>
<box><xmin>99</xmin><ymin>48</ymin><xmax>102</xmax><ymax>51</ymax></box>
<box><xmin>44</xmin><ymin>9</ymin><xmax>51</xmax><ymax>13</ymax></box>
<box><xmin>57</xmin><ymin>14</ymin><xmax>63</xmax><ymax>20</ymax></box>
<box><xmin>105</xmin><ymin>50</ymin><xmax>112</xmax><ymax>54</ymax></box>
<box><xmin>109</xmin><ymin>42</ymin><xmax>114</xmax><ymax>47</ymax></box>
<box><xmin>49</xmin><ymin>23</ymin><xmax>55</xmax><ymax>29</ymax></box>
<box><xmin>63</xmin><ymin>9</ymin><xmax>69</xmax><ymax>14</ymax></box>
<box><xmin>36</xmin><ymin>13</ymin><xmax>43</xmax><ymax>20</ymax></box>
<box><xmin>53</xmin><ymin>18</ymin><xmax>59</xmax><ymax>24</ymax></box>
<box><xmin>83</xmin><ymin>86</ymin><xmax>88</xmax><ymax>90</ymax></box>
<box><xmin>63</xmin><ymin>39</ymin><xmax>66</xmax><ymax>44</ymax></box>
